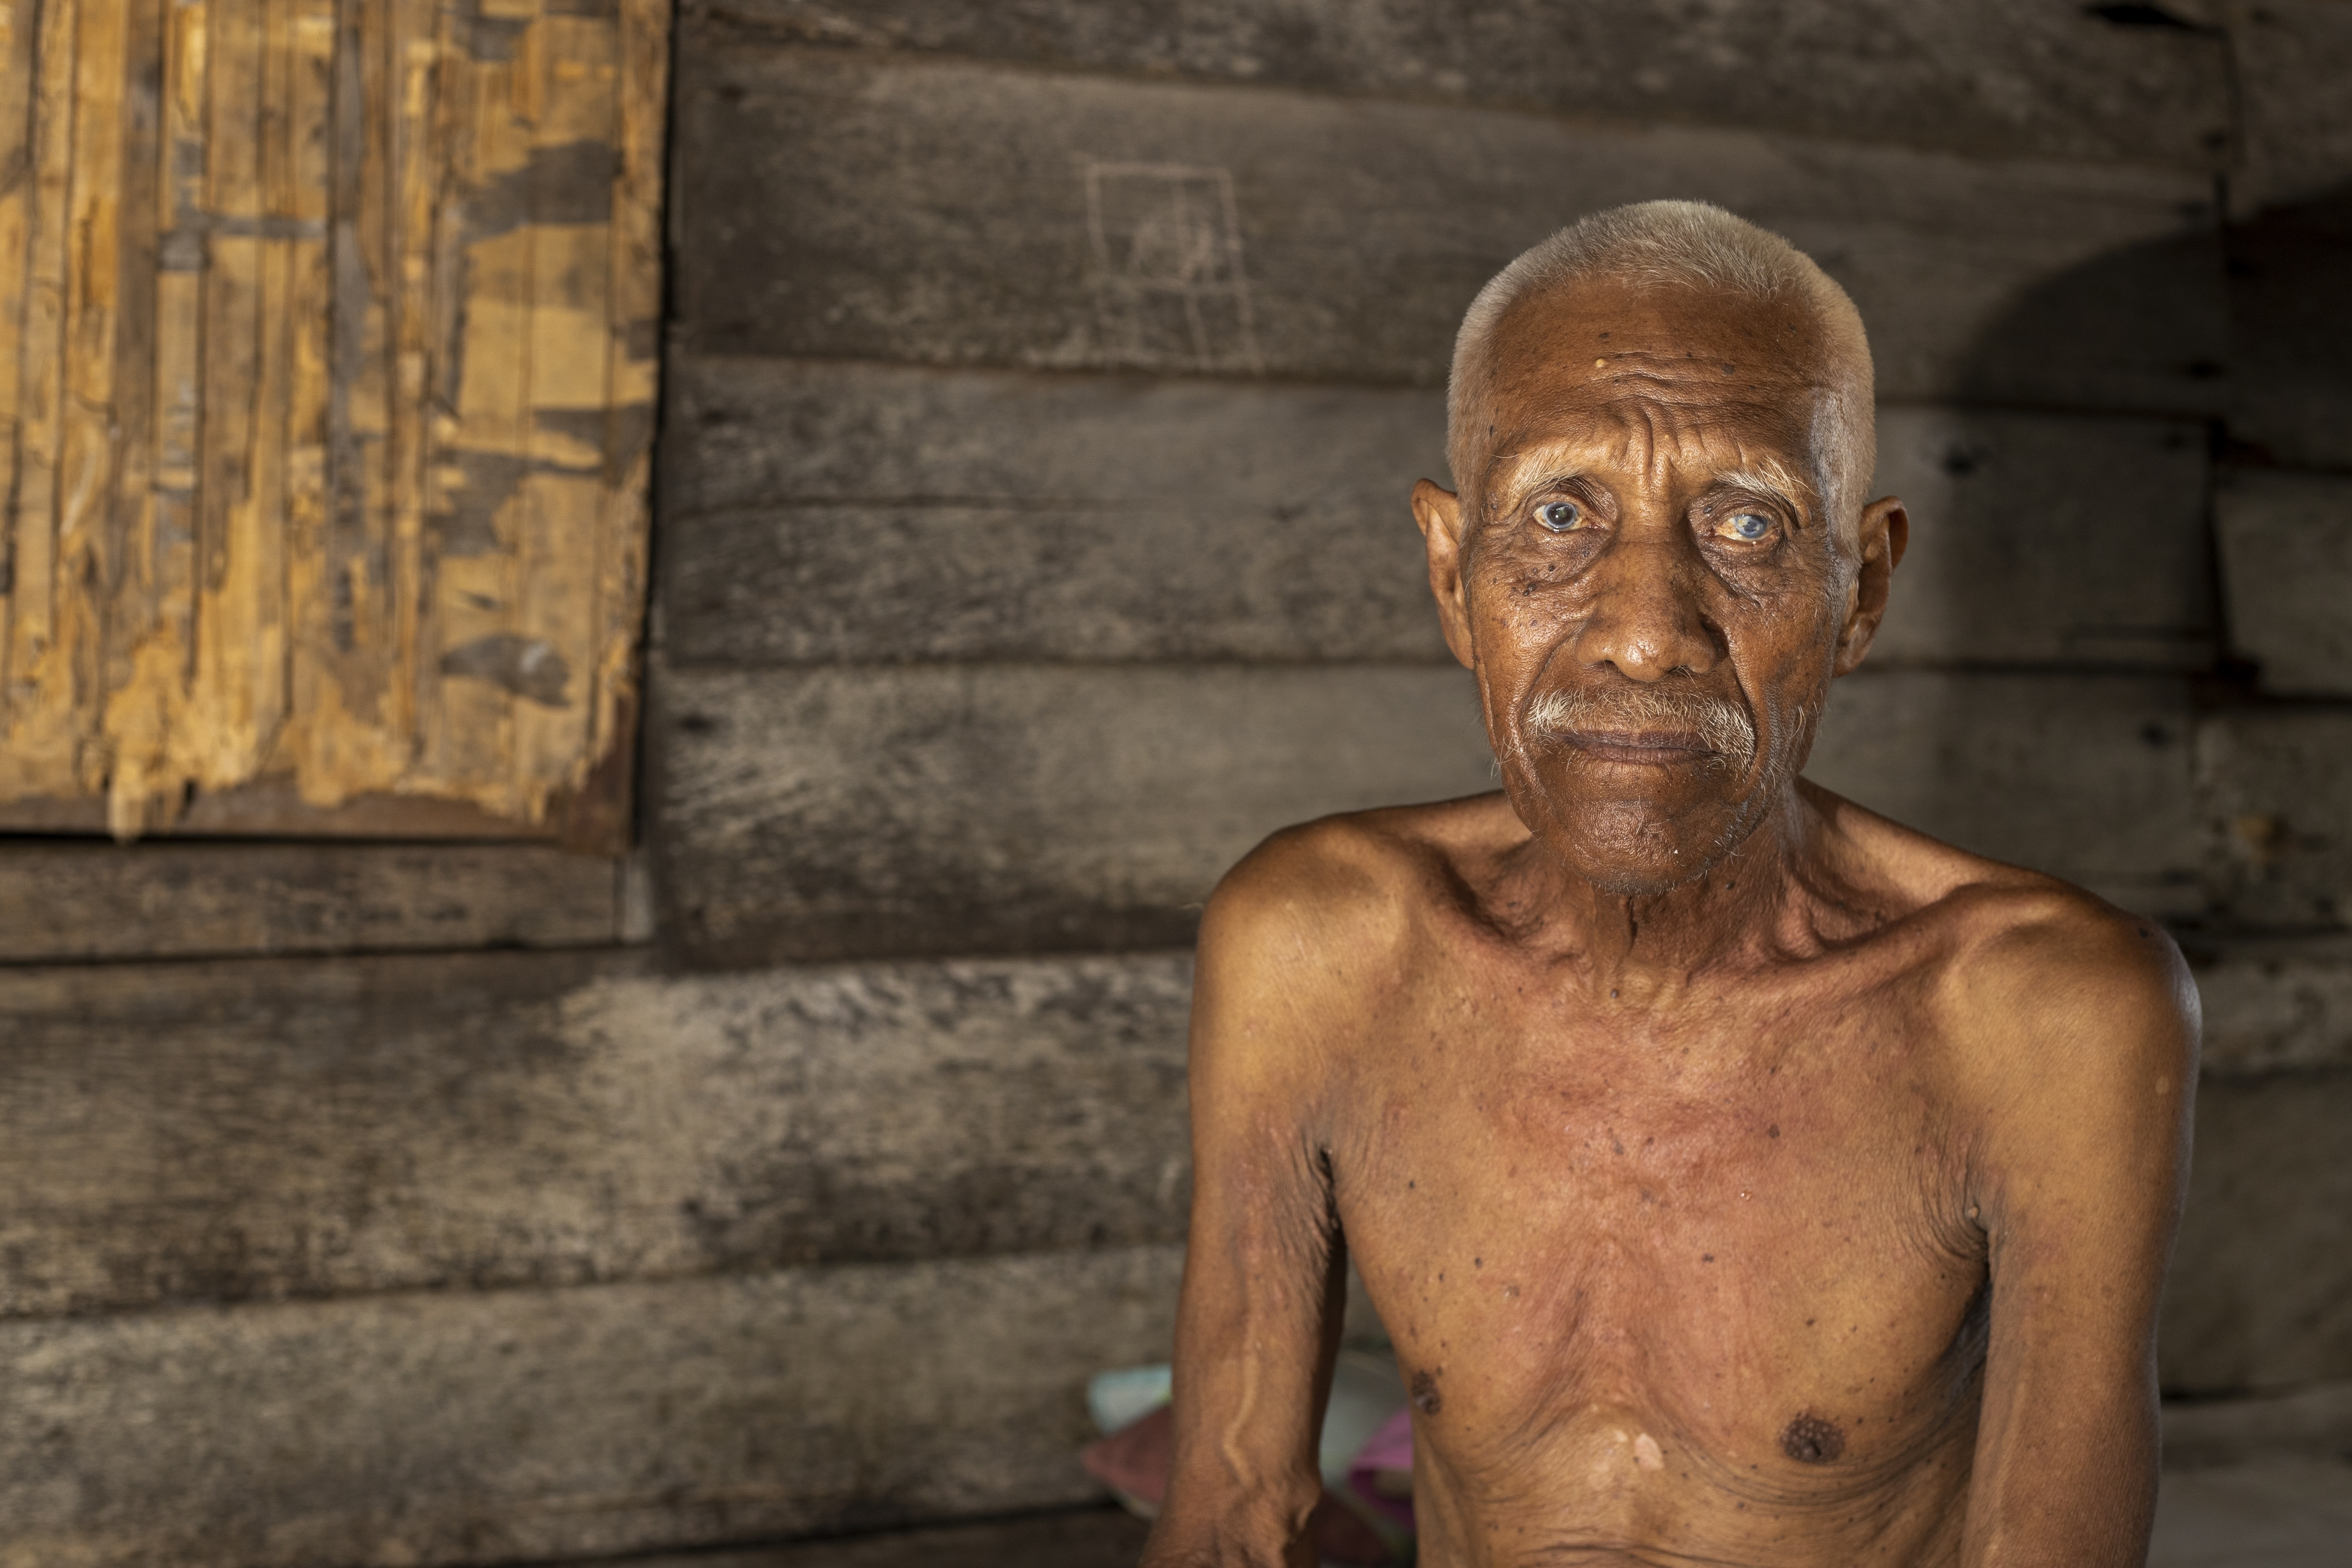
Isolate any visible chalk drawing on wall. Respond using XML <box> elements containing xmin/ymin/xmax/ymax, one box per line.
<box><xmin>1085</xmin><ymin>163</ymin><xmax>1264</xmax><ymax>374</ymax></box>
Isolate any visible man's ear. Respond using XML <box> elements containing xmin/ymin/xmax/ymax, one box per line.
<box><xmin>1413</xmin><ymin>478</ymin><xmax>1478</xmax><ymax>670</ymax></box>
<box><xmin>1833</xmin><ymin>496</ymin><xmax>1909</xmax><ymax>677</ymax></box>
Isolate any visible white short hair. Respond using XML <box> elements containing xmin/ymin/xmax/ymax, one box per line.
<box><xmin>1447</xmin><ymin>201</ymin><xmax>1876</xmax><ymax>550</ymax></box>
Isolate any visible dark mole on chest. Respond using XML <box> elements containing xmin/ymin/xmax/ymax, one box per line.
<box><xmin>1411</xmin><ymin>1370</ymin><xmax>1443</xmax><ymax>1416</ymax></box>
<box><xmin>1780</xmin><ymin>1412</ymin><xmax>1844</xmax><ymax>1464</ymax></box>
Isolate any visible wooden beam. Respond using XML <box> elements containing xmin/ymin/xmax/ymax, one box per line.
<box><xmin>0</xmin><ymin>841</ymin><xmax>620</xmax><ymax>962</ymax></box>
<box><xmin>2195</xmin><ymin>706</ymin><xmax>2352</xmax><ymax>935</ymax></box>
<box><xmin>658</xmin><ymin>356</ymin><xmax>2216</xmax><ymax>671</ymax></box>
<box><xmin>0</xmin><ymin>948</ymin><xmax>1192</xmax><ymax>1317</ymax></box>
<box><xmin>2216</xmin><ymin>470</ymin><xmax>2352</xmax><ymax>696</ymax></box>
<box><xmin>668</xmin><ymin>47</ymin><xmax>2224</xmax><ymax>411</ymax></box>
<box><xmin>648</xmin><ymin>663</ymin><xmax>1499</xmax><ymax>964</ymax></box>
<box><xmin>0</xmin><ymin>1246</ymin><xmax>1181</xmax><ymax>1568</ymax></box>
<box><xmin>2161</xmin><ymin>1068</ymin><xmax>2352</xmax><ymax>1395</ymax></box>
<box><xmin>680</xmin><ymin>0</ymin><xmax>2232</xmax><ymax>171</ymax></box>
<box><xmin>657</xmin><ymin>358</ymin><xmax>1451</xmax><ymax>665</ymax></box>
<box><xmin>1807</xmin><ymin>671</ymin><xmax>2202</xmax><ymax>919</ymax></box>
<box><xmin>2193</xmin><ymin>939</ymin><xmax>2352</xmax><ymax>1076</ymax></box>
<box><xmin>1871</xmin><ymin>409</ymin><xmax>2214</xmax><ymax>671</ymax></box>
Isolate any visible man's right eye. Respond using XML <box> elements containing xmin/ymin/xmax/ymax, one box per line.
<box><xmin>1535</xmin><ymin>500</ymin><xmax>1583</xmax><ymax>532</ymax></box>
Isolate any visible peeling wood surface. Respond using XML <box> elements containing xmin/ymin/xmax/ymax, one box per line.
<box><xmin>0</xmin><ymin>841</ymin><xmax>620</xmax><ymax>961</ymax></box>
<box><xmin>0</xmin><ymin>0</ymin><xmax>666</xmax><ymax>839</ymax></box>
<box><xmin>0</xmin><ymin>948</ymin><xmax>1192</xmax><ymax>1317</ymax></box>
<box><xmin>0</xmin><ymin>1246</ymin><xmax>1179</xmax><ymax>1568</ymax></box>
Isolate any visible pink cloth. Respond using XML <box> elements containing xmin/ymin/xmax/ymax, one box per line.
<box><xmin>1347</xmin><ymin>1405</ymin><xmax>1416</xmax><ymax>1529</ymax></box>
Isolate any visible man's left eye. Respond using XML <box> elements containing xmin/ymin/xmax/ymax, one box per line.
<box><xmin>1722</xmin><ymin>512</ymin><xmax>1773</xmax><ymax>541</ymax></box>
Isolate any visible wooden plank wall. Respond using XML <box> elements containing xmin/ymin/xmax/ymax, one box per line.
<box><xmin>0</xmin><ymin>0</ymin><xmax>666</xmax><ymax>840</ymax></box>
<box><xmin>1</xmin><ymin>3</ymin><xmax>2348</xmax><ymax>1564</ymax></box>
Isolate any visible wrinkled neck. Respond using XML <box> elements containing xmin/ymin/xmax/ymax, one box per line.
<box><xmin>1496</xmin><ymin>783</ymin><xmax>1815</xmax><ymax>1001</ymax></box>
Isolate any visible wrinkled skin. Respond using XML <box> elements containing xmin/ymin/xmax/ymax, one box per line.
<box><xmin>1142</xmin><ymin>281</ymin><xmax>2198</xmax><ymax>1568</ymax></box>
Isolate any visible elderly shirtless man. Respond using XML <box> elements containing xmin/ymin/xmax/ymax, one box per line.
<box><xmin>1142</xmin><ymin>202</ymin><xmax>2198</xmax><ymax>1568</ymax></box>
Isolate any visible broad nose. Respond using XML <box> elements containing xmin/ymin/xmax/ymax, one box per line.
<box><xmin>1569</xmin><ymin>537</ymin><xmax>1722</xmax><ymax>683</ymax></box>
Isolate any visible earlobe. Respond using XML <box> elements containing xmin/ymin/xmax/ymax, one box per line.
<box><xmin>1833</xmin><ymin>496</ymin><xmax>1908</xmax><ymax>677</ymax></box>
<box><xmin>1413</xmin><ymin>478</ymin><xmax>1478</xmax><ymax>670</ymax></box>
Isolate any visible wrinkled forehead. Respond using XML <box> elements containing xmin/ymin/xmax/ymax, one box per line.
<box><xmin>1470</xmin><ymin>279</ymin><xmax>1837</xmax><ymax>503</ymax></box>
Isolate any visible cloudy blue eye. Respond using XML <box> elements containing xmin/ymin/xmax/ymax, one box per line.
<box><xmin>1726</xmin><ymin>512</ymin><xmax>1772</xmax><ymax>541</ymax></box>
<box><xmin>1537</xmin><ymin>501</ymin><xmax>1582</xmax><ymax>532</ymax></box>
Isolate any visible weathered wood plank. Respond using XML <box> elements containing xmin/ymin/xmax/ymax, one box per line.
<box><xmin>1871</xmin><ymin>409</ymin><xmax>2213</xmax><ymax>670</ymax></box>
<box><xmin>2227</xmin><ymin>0</ymin><xmax>2352</xmax><ymax>216</ymax></box>
<box><xmin>0</xmin><ymin>842</ymin><xmax>619</xmax><ymax>962</ymax></box>
<box><xmin>669</xmin><ymin>49</ymin><xmax>2224</xmax><ymax>410</ymax></box>
<box><xmin>2215</xmin><ymin>470</ymin><xmax>2352</xmax><ymax>696</ymax></box>
<box><xmin>2160</xmin><ymin>1068</ymin><xmax>2352</xmax><ymax>1395</ymax></box>
<box><xmin>657</xmin><ymin>359</ymin><xmax>1452</xmax><ymax>665</ymax></box>
<box><xmin>0</xmin><ymin>948</ymin><xmax>1192</xmax><ymax>1316</ymax></box>
<box><xmin>2191</xmin><ymin>940</ymin><xmax>2352</xmax><ymax>1076</ymax></box>
<box><xmin>2225</xmin><ymin>201</ymin><xmax>2352</xmax><ymax>473</ymax></box>
<box><xmin>652</xmin><ymin>663</ymin><xmax>2206</xmax><ymax>963</ymax></box>
<box><xmin>606</xmin><ymin>1508</ymin><xmax>1152</xmax><ymax>1568</ymax></box>
<box><xmin>1806</xmin><ymin>671</ymin><xmax>2202</xmax><ymax>918</ymax></box>
<box><xmin>683</xmin><ymin>0</ymin><xmax>2232</xmax><ymax>172</ymax></box>
<box><xmin>0</xmin><ymin>1246</ymin><xmax>1181</xmax><ymax>1568</ymax></box>
<box><xmin>659</xmin><ymin>357</ymin><xmax>2214</xmax><ymax>669</ymax></box>
<box><xmin>2223</xmin><ymin>1</ymin><xmax>2352</xmax><ymax>471</ymax></box>
<box><xmin>2195</xmin><ymin>707</ymin><xmax>2352</xmax><ymax>935</ymax></box>
<box><xmin>649</xmin><ymin>663</ymin><xmax>1498</xmax><ymax>963</ymax></box>
<box><xmin>0</xmin><ymin>1</ymin><xmax>664</xmax><ymax>838</ymax></box>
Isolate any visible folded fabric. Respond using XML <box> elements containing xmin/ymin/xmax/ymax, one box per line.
<box><xmin>1346</xmin><ymin>1405</ymin><xmax>1416</xmax><ymax>1530</ymax></box>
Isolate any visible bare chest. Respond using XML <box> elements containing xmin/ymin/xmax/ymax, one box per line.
<box><xmin>1330</xmin><ymin>979</ymin><xmax>1988</xmax><ymax>1486</ymax></box>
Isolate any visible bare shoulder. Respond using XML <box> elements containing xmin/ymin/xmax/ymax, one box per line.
<box><xmin>1204</xmin><ymin>791</ymin><xmax>1517</xmax><ymax>950</ymax></box>
<box><xmin>1809</xmin><ymin>783</ymin><xmax>2198</xmax><ymax>1165</ymax></box>
<box><xmin>1191</xmin><ymin>793</ymin><xmax>1519</xmax><ymax>1082</ymax></box>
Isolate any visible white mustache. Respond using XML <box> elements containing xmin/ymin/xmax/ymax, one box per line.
<box><xmin>1523</xmin><ymin>685</ymin><xmax>1758</xmax><ymax>767</ymax></box>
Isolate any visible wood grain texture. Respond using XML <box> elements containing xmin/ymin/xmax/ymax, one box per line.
<box><xmin>0</xmin><ymin>842</ymin><xmax>619</xmax><ymax>962</ymax></box>
<box><xmin>658</xmin><ymin>356</ymin><xmax>2216</xmax><ymax>670</ymax></box>
<box><xmin>0</xmin><ymin>0</ymin><xmax>665</xmax><ymax>840</ymax></box>
<box><xmin>657</xmin><ymin>358</ymin><xmax>1451</xmax><ymax>665</ymax></box>
<box><xmin>651</xmin><ymin>662</ymin><xmax>2210</xmax><ymax>964</ymax></box>
<box><xmin>1806</xmin><ymin>671</ymin><xmax>2202</xmax><ymax>918</ymax></box>
<box><xmin>0</xmin><ymin>1245</ymin><xmax>1180</xmax><ymax>1568</ymax></box>
<box><xmin>1870</xmin><ymin>409</ymin><xmax>2214</xmax><ymax>670</ymax></box>
<box><xmin>2226</xmin><ymin>0</ymin><xmax>2352</xmax><ymax>215</ymax></box>
<box><xmin>2222</xmin><ymin>2</ymin><xmax>2352</xmax><ymax>470</ymax></box>
<box><xmin>668</xmin><ymin>48</ymin><xmax>2225</xmax><ymax>409</ymax></box>
<box><xmin>2193</xmin><ymin>939</ymin><xmax>2352</xmax><ymax>1076</ymax></box>
<box><xmin>649</xmin><ymin>663</ymin><xmax>1500</xmax><ymax>964</ymax></box>
<box><xmin>2215</xmin><ymin>470</ymin><xmax>2352</xmax><ymax>697</ymax></box>
<box><xmin>683</xmin><ymin>0</ymin><xmax>2232</xmax><ymax>172</ymax></box>
<box><xmin>2195</xmin><ymin>707</ymin><xmax>2352</xmax><ymax>934</ymax></box>
<box><xmin>0</xmin><ymin>948</ymin><xmax>1192</xmax><ymax>1317</ymax></box>
<box><xmin>609</xmin><ymin>1508</ymin><xmax>1153</xmax><ymax>1568</ymax></box>
<box><xmin>2161</xmin><ymin>1068</ymin><xmax>2352</xmax><ymax>1395</ymax></box>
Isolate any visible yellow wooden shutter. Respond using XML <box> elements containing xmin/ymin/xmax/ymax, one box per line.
<box><xmin>0</xmin><ymin>0</ymin><xmax>665</xmax><ymax>842</ymax></box>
